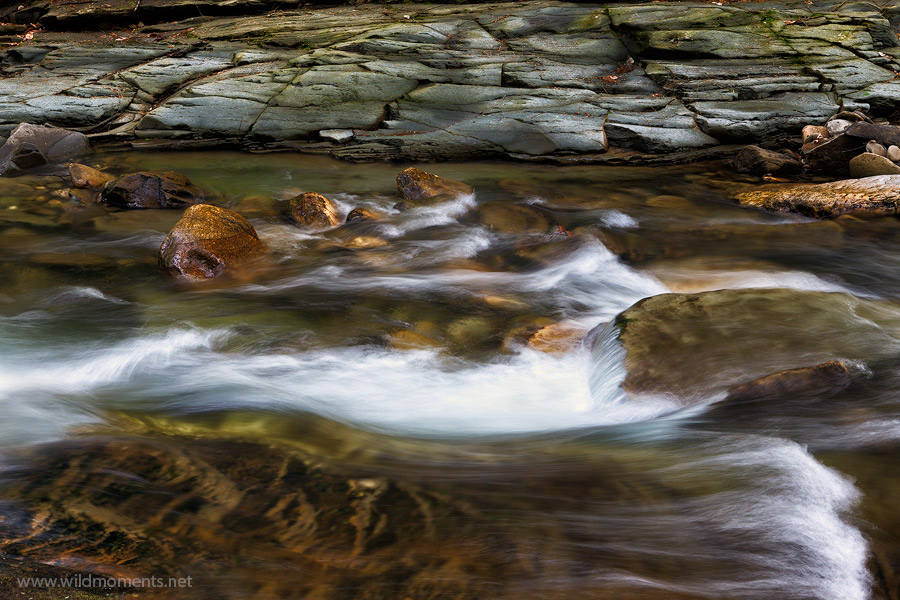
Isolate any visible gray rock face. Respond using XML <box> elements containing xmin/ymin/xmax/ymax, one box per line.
<box><xmin>1</xmin><ymin>2</ymin><xmax>899</xmax><ymax>160</ymax></box>
<box><xmin>0</xmin><ymin>123</ymin><xmax>89</xmax><ymax>175</ymax></box>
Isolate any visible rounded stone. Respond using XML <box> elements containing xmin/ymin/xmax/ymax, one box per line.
<box><xmin>888</xmin><ymin>145</ymin><xmax>900</xmax><ymax>163</ymax></box>
<box><xmin>395</xmin><ymin>168</ymin><xmax>473</xmax><ymax>208</ymax></box>
<box><xmin>68</xmin><ymin>163</ymin><xmax>114</xmax><ymax>189</ymax></box>
<box><xmin>287</xmin><ymin>192</ymin><xmax>340</xmax><ymax>230</ymax></box>
<box><xmin>866</xmin><ymin>140</ymin><xmax>888</xmax><ymax>157</ymax></box>
<box><xmin>159</xmin><ymin>204</ymin><xmax>266</xmax><ymax>279</ymax></box>
<box><xmin>345</xmin><ymin>207</ymin><xmax>379</xmax><ymax>224</ymax></box>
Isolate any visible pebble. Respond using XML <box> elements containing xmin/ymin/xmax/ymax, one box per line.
<box><xmin>888</xmin><ymin>145</ymin><xmax>900</xmax><ymax>162</ymax></box>
<box><xmin>866</xmin><ymin>140</ymin><xmax>887</xmax><ymax>156</ymax></box>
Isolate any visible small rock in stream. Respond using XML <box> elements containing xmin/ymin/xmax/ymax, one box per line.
<box><xmin>287</xmin><ymin>192</ymin><xmax>340</xmax><ymax>230</ymax></box>
<box><xmin>395</xmin><ymin>167</ymin><xmax>473</xmax><ymax>209</ymax></box>
<box><xmin>346</xmin><ymin>207</ymin><xmax>379</xmax><ymax>223</ymax></box>
<box><xmin>68</xmin><ymin>163</ymin><xmax>114</xmax><ymax>189</ymax></box>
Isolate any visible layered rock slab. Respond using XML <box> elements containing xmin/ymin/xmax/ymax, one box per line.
<box><xmin>1</xmin><ymin>2</ymin><xmax>900</xmax><ymax>159</ymax></box>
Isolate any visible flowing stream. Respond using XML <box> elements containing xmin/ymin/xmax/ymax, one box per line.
<box><xmin>0</xmin><ymin>152</ymin><xmax>898</xmax><ymax>599</ymax></box>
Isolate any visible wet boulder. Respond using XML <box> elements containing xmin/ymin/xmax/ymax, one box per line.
<box><xmin>101</xmin><ymin>171</ymin><xmax>207</xmax><ymax>209</ymax></box>
<box><xmin>395</xmin><ymin>167</ymin><xmax>473</xmax><ymax>209</ymax></box>
<box><xmin>68</xmin><ymin>163</ymin><xmax>114</xmax><ymax>189</ymax></box>
<box><xmin>735</xmin><ymin>175</ymin><xmax>900</xmax><ymax>218</ymax></box>
<box><xmin>0</xmin><ymin>123</ymin><xmax>90</xmax><ymax>175</ymax></box>
<box><xmin>159</xmin><ymin>204</ymin><xmax>266</xmax><ymax>279</ymax></box>
<box><xmin>597</xmin><ymin>288</ymin><xmax>899</xmax><ymax>402</ymax></box>
<box><xmin>729</xmin><ymin>145</ymin><xmax>801</xmax><ymax>177</ymax></box>
<box><xmin>287</xmin><ymin>192</ymin><xmax>339</xmax><ymax>230</ymax></box>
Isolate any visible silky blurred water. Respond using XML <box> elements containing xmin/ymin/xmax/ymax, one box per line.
<box><xmin>1</xmin><ymin>152</ymin><xmax>898</xmax><ymax>599</ymax></box>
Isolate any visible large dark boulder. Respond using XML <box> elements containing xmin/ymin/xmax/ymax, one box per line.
<box><xmin>159</xmin><ymin>204</ymin><xmax>266</xmax><ymax>279</ymax></box>
<box><xmin>0</xmin><ymin>123</ymin><xmax>90</xmax><ymax>175</ymax></box>
<box><xmin>101</xmin><ymin>171</ymin><xmax>207</xmax><ymax>209</ymax></box>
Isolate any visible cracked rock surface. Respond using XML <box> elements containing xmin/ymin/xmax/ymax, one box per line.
<box><xmin>2</xmin><ymin>0</ymin><xmax>900</xmax><ymax>160</ymax></box>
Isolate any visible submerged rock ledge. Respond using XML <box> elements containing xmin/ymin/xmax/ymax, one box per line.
<box><xmin>1</xmin><ymin>0</ymin><xmax>900</xmax><ymax>161</ymax></box>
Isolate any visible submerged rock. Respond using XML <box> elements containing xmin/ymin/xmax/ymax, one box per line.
<box><xmin>0</xmin><ymin>435</ymin><xmax>553</xmax><ymax>600</ymax></box>
<box><xmin>287</xmin><ymin>192</ymin><xmax>340</xmax><ymax>230</ymax></box>
<box><xmin>395</xmin><ymin>168</ymin><xmax>473</xmax><ymax>208</ymax></box>
<box><xmin>475</xmin><ymin>202</ymin><xmax>556</xmax><ymax>234</ymax></box>
<box><xmin>68</xmin><ymin>163</ymin><xmax>114</xmax><ymax>189</ymax></box>
<box><xmin>345</xmin><ymin>207</ymin><xmax>379</xmax><ymax>224</ymax></box>
<box><xmin>724</xmin><ymin>360</ymin><xmax>855</xmax><ymax>404</ymax></box>
<box><xmin>729</xmin><ymin>145</ymin><xmax>801</xmax><ymax>177</ymax></box>
<box><xmin>0</xmin><ymin>124</ymin><xmax>89</xmax><ymax>175</ymax></box>
<box><xmin>159</xmin><ymin>204</ymin><xmax>266</xmax><ymax>278</ymax></box>
<box><xmin>602</xmin><ymin>288</ymin><xmax>898</xmax><ymax>401</ymax></box>
<box><xmin>101</xmin><ymin>171</ymin><xmax>207</xmax><ymax>209</ymax></box>
<box><xmin>848</xmin><ymin>153</ymin><xmax>900</xmax><ymax>178</ymax></box>
<box><xmin>735</xmin><ymin>175</ymin><xmax>900</xmax><ymax>218</ymax></box>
